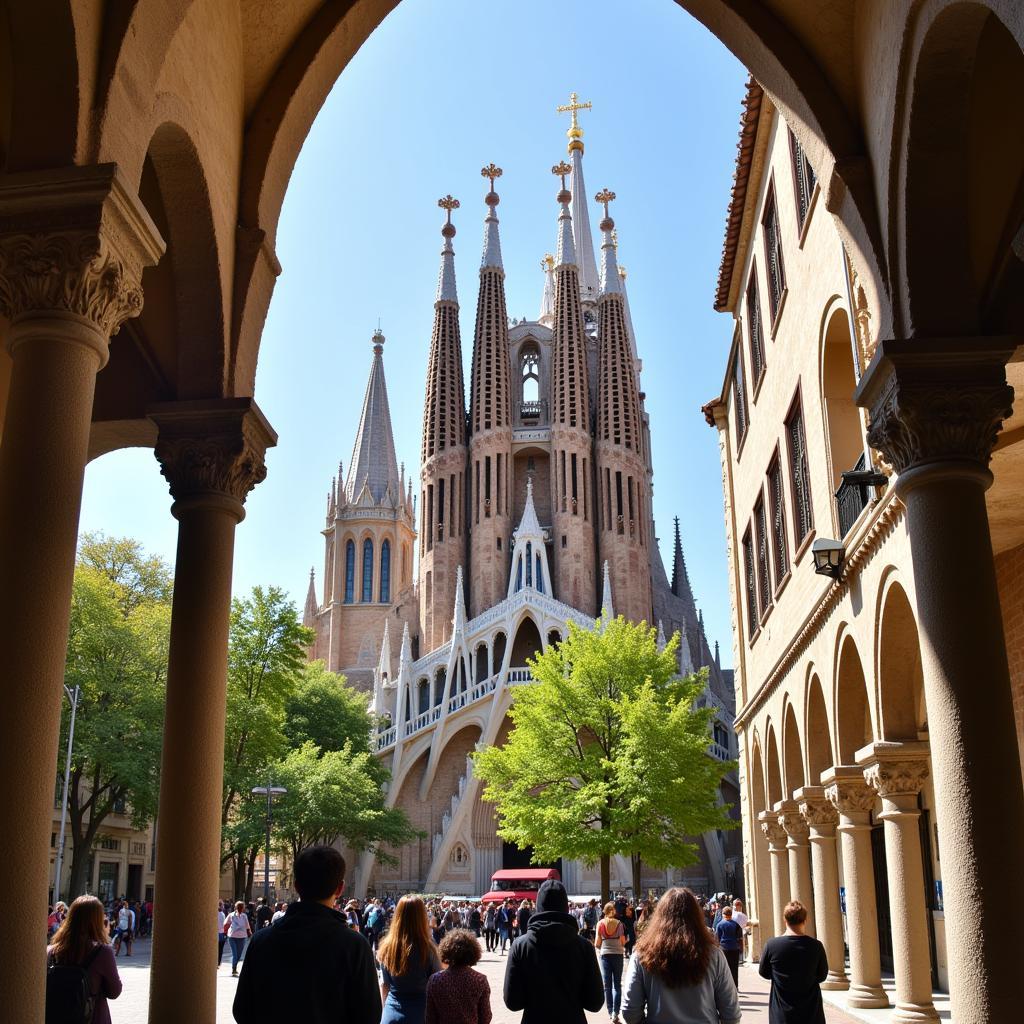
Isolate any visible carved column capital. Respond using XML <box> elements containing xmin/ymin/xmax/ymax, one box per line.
<box><xmin>797</xmin><ymin>785</ymin><xmax>840</xmax><ymax>832</ymax></box>
<box><xmin>775</xmin><ymin>799</ymin><xmax>810</xmax><ymax>845</ymax></box>
<box><xmin>858</xmin><ymin>740</ymin><xmax>930</xmax><ymax>799</ymax></box>
<box><xmin>0</xmin><ymin>165</ymin><xmax>164</xmax><ymax>344</ymax></box>
<box><xmin>854</xmin><ymin>338</ymin><xmax>1016</xmax><ymax>488</ymax></box>
<box><xmin>822</xmin><ymin>766</ymin><xmax>878</xmax><ymax>821</ymax></box>
<box><xmin>758</xmin><ymin>811</ymin><xmax>787</xmax><ymax>850</ymax></box>
<box><xmin>150</xmin><ymin>399</ymin><xmax>277</xmax><ymax>518</ymax></box>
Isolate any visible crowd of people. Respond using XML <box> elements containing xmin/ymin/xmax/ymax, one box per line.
<box><xmin>42</xmin><ymin>848</ymin><xmax>831</xmax><ymax>1023</ymax></box>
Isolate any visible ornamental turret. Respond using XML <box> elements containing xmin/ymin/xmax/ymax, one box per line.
<box><xmin>419</xmin><ymin>196</ymin><xmax>468</xmax><ymax>649</ymax></box>
<box><xmin>468</xmin><ymin>165</ymin><xmax>515</xmax><ymax>615</ymax></box>
<box><xmin>548</xmin><ymin>159</ymin><xmax>596</xmax><ymax>613</ymax></box>
<box><xmin>595</xmin><ymin>189</ymin><xmax>651</xmax><ymax>624</ymax></box>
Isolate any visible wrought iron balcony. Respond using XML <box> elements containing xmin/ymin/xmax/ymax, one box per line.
<box><xmin>835</xmin><ymin>453</ymin><xmax>888</xmax><ymax>537</ymax></box>
<box><xmin>519</xmin><ymin>399</ymin><xmax>546</xmax><ymax>420</ymax></box>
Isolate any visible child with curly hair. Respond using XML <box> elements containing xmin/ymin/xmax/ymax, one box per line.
<box><xmin>425</xmin><ymin>928</ymin><xmax>491</xmax><ymax>1024</ymax></box>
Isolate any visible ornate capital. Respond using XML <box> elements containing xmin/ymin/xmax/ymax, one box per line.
<box><xmin>0</xmin><ymin>164</ymin><xmax>164</xmax><ymax>338</ymax></box>
<box><xmin>759</xmin><ymin>815</ymin><xmax>787</xmax><ymax>848</ymax></box>
<box><xmin>854</xmin><ymin>338</ymin><xmax>1015</xmax><ymax>479</ymax></box>
<box><xmin>779</xmin><ymin>810</ymin><xmax>810</xmax><ymax>843</ymax></box>
<box><xmin>150</xmin><ymin>399</ymin><xmax>277</xmax><ymax>512</ymax></box>
<box><xmin>799</xmin><ymin>795</ymin><xmax>839</xmax><ymax>828</ymax></box>
<box><xmin>863</xmin><ymin>759</ymin><xmax>929</xmax><ymax>799</ymax></box>
<box><xmin>824</xmin><ymin>780</ymin><xmax>876</xmax><ymax>815</ymax></box>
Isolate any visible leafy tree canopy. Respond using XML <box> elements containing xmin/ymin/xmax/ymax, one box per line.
<box><xmin>284</xmin><ymin>661</ymin><xmax>376</xmax><ymax>757</ymax></box>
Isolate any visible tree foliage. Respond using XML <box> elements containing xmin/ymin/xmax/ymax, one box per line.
<box><xmin>60</xmin><ymin>535</ymin><xmax>172</xmax><ymax>897</ymax></box>
<box><xmin>473</xmin><ymin>616</ymin><xmax>737</xmax><ymax>902</ymax></box>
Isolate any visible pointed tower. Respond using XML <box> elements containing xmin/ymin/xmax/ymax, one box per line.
<box><xmin>547</xmin><ymin>159</ymin><xmax>598</xmax><ymax>613</ymax></box>
<box><xmin>556</xmin><ymin>92</ymin><xmax>601</xmax><ymax>306</ymax></box>
<box><xmin>538</xmin><ymin>253</ymin><xmax>556</xmax><ymax>327</ymax></box>
<box><xmin>507</xmin><ymin>478</ymin><xmax>553</xmax><ymax>599</ymax></box>
<box><xmin>468</xmin><ymin>165</ymin><xmax>515</xmax><ymax>616</ymax></box>
<box><xmin>419</xmin><ymin>195</ymin><xmax>469</xmax><ymax>650</ymax></box>
<box><xmin>303</xmin><ymin>568</ymin><xmax>318</xmax><ymax>628</ymax></box>
<box><xmin>594</xmin><ymin>189</ymin><xmax>651</xmax><ymax>624</ymax></box>
<box><xmin>671</xmin><ymin>517</ymin><xmax>695</xmax><ymax>606</ymax></box>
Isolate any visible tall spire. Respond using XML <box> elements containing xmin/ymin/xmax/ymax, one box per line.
<box><xmin>557</xmin><ymin>91</ymin><xmax>600</xmax><ymax>302</ymax></box>
<box><xmin>453</xmin><ymin>566</ymin><xmax>466</xmax><ymax>631</ymax></box>
<box><xmin>480</xmin><ymin>164</ymin><xmax>503</xmax><ymax>270</ymax></box>
<box><xmin>601</xmin><ymin>560</ymin><xmax>614</xmax><ymax>622</ymax></box>
<box><xmin>436</xmin><ymin>194</ymin><xmax>458</xmax><ymax>302</ymax></box>
<box><xmin>303</xmin><ymin>567</ymin><xmax>317</xmax><ymax>628</ymax></box>
<box><xmin>671</xmin><ymin>516</ymin><xmax>694</xmax><ymax>604</ymax></box>
<box><xmin>539</xmin><ymin>253</ymin><xmax>555</xmax><ymax>326</ymax></box>
<box><xmin>508</xmin><ymin>478</ymin><xmax>552</xmax><ymax>600</ymax></box>
<box><xmin>345</xmin><ymin>331</ymin><xmax>401</xmax><ymax>505</ymax></box>
<box><xmin>553</xmin><ymin>161</ymin><xmax>576</xmax><ymax>268</ymax></box>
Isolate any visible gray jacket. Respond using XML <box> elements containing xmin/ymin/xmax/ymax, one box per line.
<box><xmin>621</xmin><ymin>946</ymin><xmax>741</xmax><ymax>1024</ymax></box>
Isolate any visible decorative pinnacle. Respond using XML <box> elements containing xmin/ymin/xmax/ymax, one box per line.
<box><xmin>372</xmin><ymin>327</ymin><xmax>385</xmax><ymax>354</ymax></box>
<box><xmin>541</xmin><ymin>253</ymin><xmax>555</xmax><ymax>272</ymax></box>
<box><xmin>552</xmin><ymin>160</ymin><xmax>572</xmax><ymax>202</ymax></box>
<box><xmin>556</xmin><ymin>91</ymin><xmax>592</xmax><ymax>151</ymax></box>
<box><xmin>596</xmin><ymin>188</ymin><xmax>616</xmax><ymax>232</ymax></box>
<box><xmin>481</xmin><ymin>163</ymin><xmax>503</xmax><ymax>189</ymax></box>
<box><xmin>438</xmin><ymin>194</ymin><xmax>459</xmax><ymax>237</ymax></box>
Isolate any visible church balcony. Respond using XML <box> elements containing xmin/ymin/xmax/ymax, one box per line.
<box><xmin>834</xmin><ymin>453</ymin><xmax>888</xmax><ymax>537</ymax></box>
<box><xmin>519</xmin><ymin>399</ymin><xmax>547</xmax><ymax>420</ymax></box>
<box><xmin>376</xmin><ymin>725</ymin><xmax>397</xmax><ymax>751</ymax></box>
<box><xmin>710</xmin><ymin>741</ymin><xmax>732</xmax><ymax>762</ymax></box>
<box><xmin>507</xmin><ymin>667</ymin><xmax>534</xmax><ymax>685</ymax></box>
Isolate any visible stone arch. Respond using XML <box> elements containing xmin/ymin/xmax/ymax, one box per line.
<box><xmin>876</xmin><ymin>576</ymin><xmax>926</xmax><ymax>740</ymax></box>
<box><xmin>510</xmin><ymin>615</ymin><xmax>543</xmax><ymax>667</ymax></box>
<box><xmin>781</xmin><ymin>699</ymin><xmax>805</xmax><ymax>796</ymax></box>
<box><xmin>492</xmin><ymin>631</ymin><xmax>507</xmax><ymax>673</ymax></box>
<box><xmin>805</xmin><ymin>670</ymin><xmax>834</xmax><ymax>784</ymax></box>
<box><xmin>546</xmin><ymin>628</ymin><xmax>562</xmax><ymax>649</ymax></box>
<box><xmin>818</xmin><ymin>301</ymin><xmax>863</xmax><ymax>504</ymax></box>
<box><xmin>474</xmin><ymin>642</ymin><xmax>489</xmax><ymax>684</ymax></box>
<box><xmin>835</xmin><ymin>631</ymin><xmax>873</xmax><ymax>764</ymax></box>
<box><xmin>749</xmin><ymin>729</ymin><xmax>768</xmax><ymax>816</ymax></box>
<box><xmin>899</xmin><ymin>3</ymin><xmax>1024</xmax><ymax>335</ymax></box>
<box><xmin>765</xmin><ymin>721</ymin><xmax>784</xmax><ymax>808</ymax></box>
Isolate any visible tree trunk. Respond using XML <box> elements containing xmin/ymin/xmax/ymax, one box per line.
<box><xmin>244</xmin><ymin>848</ymin><xmax>257</xmax><ymax>903</ymax></box>
<box><xmin>631</xmin><ymin>853</ymin><xmax>642</xmax><ymax>899</ymax></box>
<box><xmin>231</xmin><ymin>853</ymin><xmax>244</xmax><ymax>901</ymax></box>
<box><xmin>600</xmin><ymin>853</ymin><xmax>611</xmax><ymax>906</ymax></box>
<box><xmin>68</xmin><ymin>845</ymin><xmax>90</xmax><ymax>898</ymax></box>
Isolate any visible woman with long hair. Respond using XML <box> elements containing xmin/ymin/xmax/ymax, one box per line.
<box><xmin>595</xmin><ymin>901</ymin><xmax>627</xmax><ymax>1023</ymax></box>
<box><xmin>621</xmin><ymin>888</ymin><xmax>740</xmax><ymax>1024</ymax></box>
<box><xmin>46</xmin><ymin>895</ymin><xmax>122</xmax><ymax>1024</ymax></box>
<box><xmin>377</xmin><ymin>895</ymin><xmax>441</xmax><ymax>1024</ymax></box>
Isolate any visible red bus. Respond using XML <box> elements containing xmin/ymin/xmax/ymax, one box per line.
<box><xmin>481</xmin><ymin>867</ymin><xmax>561</xmax><ymax>904</ymax></box>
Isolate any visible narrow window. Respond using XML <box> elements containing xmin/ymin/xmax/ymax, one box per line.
<box><xmin>344</xmin><ymin>541</ymin><xmax>355</xmax><ymax>604</ymax></box>
<box><xmin>615</xmin><ymin>471</ymin><xmax>624</xmax><ymax>534</ymax></box>
<box><xmin>571</xmin><ymin>454</ymin><xmax>578</xmax><ymax>513</ymax></box>
<box><xmin>731</xmin><ymin>330</ymin><xmax>748</xmax><ymax>442</ymax></box>
<box><xmin>789</xmin><ymin>128</ymin><xmax>818</xmax><ymax>234</ymax></box>
<box><xmin>426</xmin><ymin>485</ymin><xmax>434</xmax><ymax>552</ymax></box>
<box><xmin>767</xmin><ymin>453</ymin><xmax>789</xmax><ymax>584</ymax></box>
<box><xmin>449</xmin><ymin>473</ymin><xmax>455</xmax><ymax>538</ymax></box>
<box><xmin>437</xmin><ymin>477</ymin><xmax>445</xmax><ymax>541</ymax></box>
<box><xmin>605</xmin><ymin>467</ymin><xmax>612</xmax><ymax>530</ymax></box>
<box><xmin>582</xmin><ymin>458</ymin><xmax>588</xmax><ymax>520</ymax></box>
<box><xmin>526</xmin><ymin>542</ymin><xmax>533</xmax><ymax>587</ymax></box>
<box><xmin>746</xmin><ymin>266</ymin><xmax>766</xmax><ymax>384</ymax></box>
<box><xmin>786</xmin><ymin>392</ymin><xmax>814</xmax><ymax>544</ymax></box>
<box><xmin>754</xmin><ymin>492</ymin><xmax>771</xmax><ymax>615</ymax></box>
<box><xmin>380</xmin><ymin>540</ymin><xmax>391</xmax><ymax>604</ymax></box>
<box><xmin>560</xmin><ymin>451</ymin><xmax>567</xmax><ymax>512</ymax></box>
<box><xmin>475</xmin><ymin>460</ymin><xmax>480</xmax><ymax>525</ymax></box>
<box><xmin>627</xmin><ymin>476</ymin><xmax>635</xmax><ymax>535</ymax></box>
<box><xmin>361</xmin><ymin>539</ymin><xmax>373</xmax><ymax>602</ymax></box>
<box><xmin>485</xmin><ymin>456</ymin><xmax>492</xmax><ymax>517</ymax></box>
<box><xmin>742</xmin><ymin>527</ymin><xmax>757</xmax><ymax>640</ymax></box>
<box><xmin>762</xmin><ymin>181</ymin><xmax>787</xmax><ymax>323</ymax></box>
<box><xmin>536</xmin><ymin>553</ymin><xmax>544</xmax><ymax>593</ymax></box>
<box><xmin>496</xmin><ymin>454</ymin><xmax>502</xmax><ymax>517</ymax></box>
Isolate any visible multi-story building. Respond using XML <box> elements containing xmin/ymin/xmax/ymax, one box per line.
<box><xmin>304</xmin><ymin>106</ymin><xmax>740</xmax><ymax>897</ymax></box>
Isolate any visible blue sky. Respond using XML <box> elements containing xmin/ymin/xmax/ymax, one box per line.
<box><xmin>79</xmin><ymin>0</ymin><xmax>747</xmax><ymax>665</ymax></box>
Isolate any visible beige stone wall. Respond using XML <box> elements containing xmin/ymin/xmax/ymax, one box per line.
<box><xmin>996</xmin><ymin>542</ymin><xmax>1024</xmax><ymax>783</ymax></box>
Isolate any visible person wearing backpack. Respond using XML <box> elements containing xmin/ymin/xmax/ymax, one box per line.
<box><xmin>46</xmin><ymin>894</ymin><xmax>122</xmax><ymax>1024</ymax></box>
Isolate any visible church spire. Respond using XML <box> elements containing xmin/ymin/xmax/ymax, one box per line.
<box><xmin>303</xmin><ymin>567</ymin><xmax>317</xmax><ymax>628</ymax></box>
<box><xmin>539</xmin><ymin>253</ymin><xmax>555</xmax><ymax>326</ymax></box>
<box><xmin>556</xmin><ymin>91</ymin><xmax>600</xmax><ymax>303</ymax></box>
<box><xmin>345</xmin><ymin>331</ymin><xmax>401</xmax><ymax>505</ymax></box>
<box><xmin>671</xmin><ymin>516</ymin><xmax>694</xmax><ymax>605</ymax></box>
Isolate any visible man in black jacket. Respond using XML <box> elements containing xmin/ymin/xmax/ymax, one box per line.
<box><xmin>504</xmin><ymin>879</ymin><xmax>605</xmax><ymax>1024</ymax></box>
<box><xmin>233</xmin><ymin>846</ymin><xmax>381</xmax><ymax>1024</ymax></box>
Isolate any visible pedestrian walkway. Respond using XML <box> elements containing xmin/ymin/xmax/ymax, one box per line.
<box><xmin>107</xmin><ymin>939</ymin><xmax>865</xmax><ymax>1023</ymax></box>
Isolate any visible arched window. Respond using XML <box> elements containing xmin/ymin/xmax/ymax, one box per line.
<box><xmin>344</xmin><ymin>541</ymin><xmax>355</xmax><ymax>604</ymax></box>
<box><xmin>361</xmin><ymin>539</ymin><xmax>373</xmax><ymax>602</ymax></box>
<box><xmin>380</xmin><ymin>540</ymin><xmax>391</xmax><ymax>603</ymax></box>
<box><xmin>521</xmin><ymin>348</ymin><xmax>540</xmax><ymax>403</ymax></box>
<box><xmin>536</xmin><ymin>553</ymin><xmax>544</xmax><ymax>594</ymax></box>
<box><xmin>525</xmin><ymin>542</ymin><xmax>533</xmax><ymax>587</ymax></box>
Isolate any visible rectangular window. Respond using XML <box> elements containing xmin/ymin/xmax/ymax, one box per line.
<box><xmin>427</xmin><ymin>485</ymin><xmax>434</xmax><ymax>551</ymax></box>
<box><xmin>484</xmin><ymin>456</ymin><xmax>491</xmax><ymax>518</ymax></box>
<box><xmin>560</xmin><ymin>452</ymin><xmax>567</xmax><ymax>512</ymax></box>
<box><xmin>786</xmin><ymin>393</ymin><xmax>814</xmax><ymax>544</ymax></box>
<box><xmin>605</xmin><ymin>467</ymin><xmax>612</xmax><ymax>530</ymax></box>
<box><xmin>767</xmin><ymin>452</ymin><xmax>790</xmax><ymax>584</ymax></box>
<box><xmin>731</xmin><ymin>331</ymin><xmax>748</xmax><ymax>443</ymax></box>
<box><xmin>582</xmin><ymin>459</ymin><xmax>588</xmax><ymax>520</ymax></box>
<box><xmin>496</xmin><ymin>454</ymin><xmax>502</xmax><ymax>517</ymax></box>
<box><xmin>627</xmin><ymin>476</ymin><xmax>635</xmax><ymax>534</ymax></box>
<box><xmin>615</xmin><ymin>471</ymin><xmax>624</xmax><ymax>534</ymax></box>
<box><xmin>754</xmin><ymin>492</ymin><xmax>771</xmax><ymax>615</ymax></box>
<box><xmin>789</xmin><ymin>128</ymin><xmax>818</xmax><ymax>234</ymax></box>
<box><xmin>741</xmin><ymin>526</ymin><xmax>758</xmax><ymax>640</ymax></box>
<box><xmin>571</xmin><ymin>453</ymin><xmax>578</xmax><ymax>513</ymax></box>
<box><xmin>762</xmin><ymin>181</ymin><xmax>787</xmax><ymax>323</ymax></box>
<box><xmin>475</xmin><ymin>461</ymin><xmax>480</xmax><ymax>525</ymax></box>
<box><xmin>437</xmin><ymin>477</ymin><xmax>445</xmax><ymax>540</ymax></box>
<box><xmin>746</xmin><ymin>266</ymin><xmax>766</xmax><ymax>385</ymax></box>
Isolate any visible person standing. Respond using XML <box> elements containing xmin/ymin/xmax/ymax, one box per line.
<box><xmin>758</xmin><ymin>901</ymin><xmax>829</xmax><ymax>1024</ymax></box>
<box><xmin>112</xmin><ymin>900</ymin><xmax>135</xmax><ymax>956</ymax></box>
<box><xmin>714</xmin><ymin>906</ymin><xmax>744</xmax><ymax>987</ymax></box>
<box><xmin>595</xmin><ymin>902</ymin><xmax>626</xmax><ymax>1023</ymax></box>
<box><xmin>516</xmin><ymin>900</ymin><xmax>532</xmax><ymax>937</ymax></box>
<box><xmin>218</xmin><ymin>900</ymin><xmax>228</xmax><ymax>968</ymax></box>
<box><xmin>622</xmin><ymin>905</ymin><xmax>637</xmax><ymax>958</ymax></box>
<box><xmin>731</xmin><ymin>900</ymin><xmax>749</xmax><ymax>964</ymax></box>
<box><xmin>425</xmin><ymin>929</ymin><xmax>491</xmax><ymax>1024</ymax></box>
<box><xmin>497</xmin><ymin>900</ymin><xmax>513</xmax><ymax>954</ymax></box>
<box><xmin>225</xmin><ymin>900</ymin><xmax>252</xmax><ymax>977</ymax></box>
<box><xmin>620</xmin><ymin>887</ymin><xmax>740</xmax><ymax>1024</ymax></box>
<box><xmin>46</xmin><ymin>895</ymin><xmax>123</xmax><ymax>1024</ymax></box>
<box><xmin>233</xmin><ymin>846</ymin><xmax>380</xmax><ymax>1023</ymax></box>
<box><xmin>469</xmin><ymin>903</ymin><xmax>482</xmax><ymax>938</ymax></box>
<box><xmin>378</xmin><ymin>895</ymin><xmax>440</xmax><ymax>1024</ymax></box>
<box><xmin>483</xmin><ymin>904</ymin><xmax>497</xmax><ymax>953</ymax></box>
<box><xmin>255</xmin><ymin>897</ymin><xmax>273</xmax><ymax>930</ymax></box>
<box><xmin>503</xmin><ymin>879</ymin><xmax>604</xmax><ymax>1024</ymax></box>
<box><xmin>583</xmin><ymin>899</ymin><xmax>599</xmax><ymax>941</ymax></box>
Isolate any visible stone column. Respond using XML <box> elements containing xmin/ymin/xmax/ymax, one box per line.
<box><xmin>758</xmin><ymin>811</ymin><xmax>788</xmax><ymax>938</ymax></box>
<box><xmin>0</xmin><ymin>165</ymin><xmax>162</xmax><ymax>1021</ymax></box>
<box><xmin>859</xmin><ymin>742</ymin><xmax>938</xmax><ymax>1022</ymax></box>
<box><xmin>776</xmin><ymin>799</ymin><xmax>815</xmax><ymax>936</ymax></box>
<box><xmin>797</xmin><ymin>785</ymin><xmax>848</xmax><ymax>989</ymax></box>
<box><xmin>823</xmin><ymin>767</ymin><xmax>888</xmax><ymax>1009</ymax></box>
<box><xmin>855</xmin><ymin>339</ymin><xmax>1024</xmax><ymax>1023</ymax></box>
<box><xmin>147</xmin><ymin>399</ymin><xmax>275</xmax><ymax>1024</ymax></box>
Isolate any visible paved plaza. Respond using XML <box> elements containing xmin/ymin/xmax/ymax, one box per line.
<box><xmin>107</xmin><ymin>937</ymin><xmax>865</xmax><ymax>1023</ymax></box>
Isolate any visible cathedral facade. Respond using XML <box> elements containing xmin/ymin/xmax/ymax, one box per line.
<box><xmin>304</xmin><ymin>106</ymin><xmax>740</xmax><ymax>898</ymax></box>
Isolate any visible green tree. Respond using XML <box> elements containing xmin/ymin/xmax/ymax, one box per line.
<box><xmin>61</xmin><ymin>536</ymin><xmax>172</xmax><ymax>897</ymax></box>
<box><xmin>284</xmin><ymin>661</ymin><xmax>377</xmax><ymax>758</ymax></box>
<box><xmin>221</xmin><ymin>586</ymin><xmax>313</xmax><ymax>897</ymax></box>
<box><xmin>473</xmin><ymin>617</ymin><xmax>736</xmax><ymax>903</ymax></box>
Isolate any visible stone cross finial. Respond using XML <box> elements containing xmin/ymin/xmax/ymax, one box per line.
<box><xmin>552</xmin><ymin>161</ymin><xmax>572</xmax><ymax>190</ymax></box>
<box><xmin>438</xmin><ymin>194</ymin><xmax>460</xmax><ymax>227</ymax></box>
<box><xmin>556</xmin><ymin>91</ymin><xmax>592</xmax><ymax>134</ymax></box>
<box><xmin>595</xmin><ymin>188</ymin><xmax>616</xmax><ymax>219</ymax></box>
<box><xmin>481</xmin><ymin>164</ymin><xmax>503</xmax><ymax>190</ymax></box>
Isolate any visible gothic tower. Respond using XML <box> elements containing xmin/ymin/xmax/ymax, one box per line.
<box><xmin>548</xmin><ymin>160</ymin><xmax>597</xmax><ymax>613</ymax></box>
<box><xmin>594</xmin><ymin>191</ymin><xmax>652</xmax><ymax>623</ymax></box>
<box><xmin>419</xmin><ymin>197</ymin><xmax>469</xmax><ymax>649</ymax></box>
<box><xmin>467</xmin><ymin>166</ymin><xmax>514</xmax><ymax>616</ymax></box>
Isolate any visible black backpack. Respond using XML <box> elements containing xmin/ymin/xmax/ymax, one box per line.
<box><xmin>46</xmin><ymin>945</ymin><xmax>101</xmax><ymax>1024</ymax></box>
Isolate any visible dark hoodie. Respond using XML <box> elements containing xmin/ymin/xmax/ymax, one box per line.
<box><xmin>503</xmin><ymin>880</ymin><xmax>605</xmax><ymax>1024</ymax></box>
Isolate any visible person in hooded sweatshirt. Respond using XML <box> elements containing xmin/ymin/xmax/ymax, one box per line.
<box><xmin>503</xmin><ymin>879</ymin><xmax>605</xmax><ymax>1024</ymax></box>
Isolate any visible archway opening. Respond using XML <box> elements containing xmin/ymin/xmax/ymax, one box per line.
<box><xmin>805</xmin><ymin>673</ymin><xmax>834</xmax><ymax>784</ymax></box>
<box><xmin>766</xmin><ymin>725</ymin><xmax>783</xmax><ymax>809</ymax></box>
<box><xmin>510</xmin><ymin>617</ymin><xmax>543</xmax><ymax>667</ymax></box>
<box><xmin>878</xmin><ymin>582</ymin><xmax>926</xmax><ymax>741</ymax></box>
<box><xmin>836</xmin><ymin>635</ymin><xmax>873</xmax><ymax>763</ymax></box>
<box><xmin>821</xmin><ymin>305</ymin><xmax>863</xmax><ymax>506</ymax></box>
<box><xmin>782</xmin><ymin>703</ymin><xmax>804</xmax><ymax>798</ymax></box>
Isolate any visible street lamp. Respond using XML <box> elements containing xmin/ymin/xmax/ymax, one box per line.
<box><xmin>251</xmin><ymin>783</ymin><xmax>286</xmax><ymax>905</ymax></box>
<box><xmin>53</xmin><ymin>684</ymin><xmax>81</xmax><ymax>906</ymax></box>
<box><xmin>811</xmin><ymin>537</ymin><xmax>845</xmax><ymax>581</ymax></box>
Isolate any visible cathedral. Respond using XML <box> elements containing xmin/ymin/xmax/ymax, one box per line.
<box><xmin>303</xmin><ymin>99</ymin><xmax>740</xmax><ymax>898</ymax></box>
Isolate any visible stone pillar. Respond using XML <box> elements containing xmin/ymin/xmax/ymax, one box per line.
<box><xmin>776</xmin><ymin>799</ymin><xmax>815</xmax><ymax>936</ymax></box>
<box><xmin>147</xmin><ymin>399</ymin><xmax>275</xmax><ymax>1024</ymax></box>
<box><xmin>797</xmin><ymin>785</ymin><xmax>848</xmax><ymax>990</ymax></box>
<box><xmin>0</xmin><ymin>165</ymin><xmax>162</xmax><ymax>1021</ymax></box>
<box><xmin>859</xmin><ymin>742</ymin><xmax>938</xmax><ymax>1022</ymax></box>
<box><xmin>758</xmin><ymin>811</ymin><xmax>788</xmax><ymax>938</ymax></box>
<box><xmin>823</xmin><ymin>767</ymin><xmax>888</xmax><ymax>1009</ymax></box>
<box><xmin>855</xmin><ymin>339</ymin><xmax>1024</xmax><ymax>1023</ymax></box>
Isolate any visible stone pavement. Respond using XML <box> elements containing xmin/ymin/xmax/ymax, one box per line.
<box><xmin>109</xmin><ymin>938</ymin><xmax>862</xmax><ymax>1023</ymax></box>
